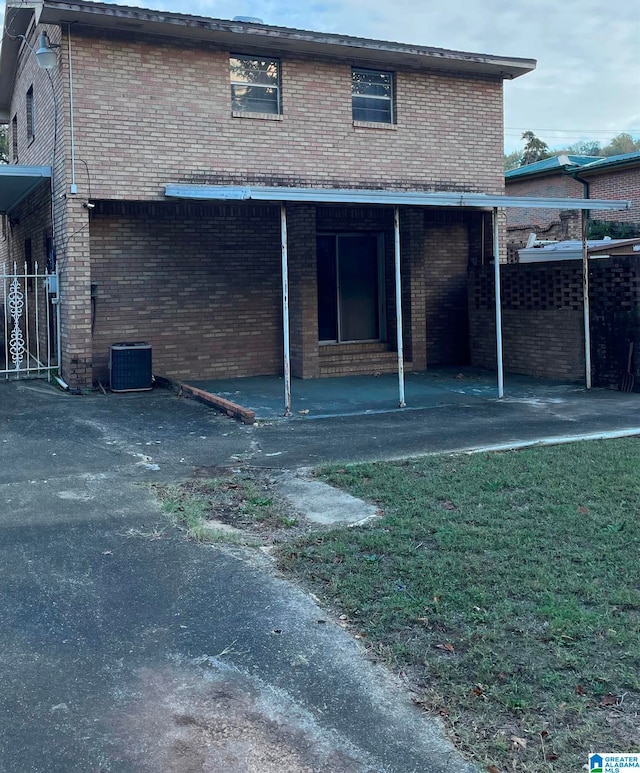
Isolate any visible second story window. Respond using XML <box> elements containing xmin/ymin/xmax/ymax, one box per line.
<box><xmin>230</xmin><ymin>55</ymin><xmax>281</xmax><ymax>115</ymax></box>
<box><xmin>352</xmin><ymin>68</ymin><xmax>394</xmax><ymax>124</ymax></box>
<box><xmin>26</xmin><ymin>86</ymin><xmax>34</xmax><ymax>142</ymax></box>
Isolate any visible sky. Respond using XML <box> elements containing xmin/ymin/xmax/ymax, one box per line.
<box><xmin>13</xmin><ymin>0</ymin><xmax>640</xmax><ymax>153</ymax></box>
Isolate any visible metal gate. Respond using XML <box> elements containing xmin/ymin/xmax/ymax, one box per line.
<box><xmin>1</xmin><ymin>261</ymin><xmax>60</xmax><ymax>380</ymax></box>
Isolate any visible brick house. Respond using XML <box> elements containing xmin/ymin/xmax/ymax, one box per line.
<box><xmin>0</xmin><ymin>0</ymin><xmax>547</xmax><ymax>394</ymax></box>
<box><xmin>505</xmin><ymin>153</ymin><xmax>640</xmax><ymax>261</ymax></box>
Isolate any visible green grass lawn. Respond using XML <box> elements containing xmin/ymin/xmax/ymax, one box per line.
<box><xmin>277</xmin><ymin>439</ymin><xmax>640</xmax><ymax>772</ymax></box>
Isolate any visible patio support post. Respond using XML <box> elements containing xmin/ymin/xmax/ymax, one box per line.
<box><xmin>582</xmin><ymin>210</ymin><xmax>592</xmax><ymax>389</ymax></box>
<box><xmin>493</xmin><ymin>207</ymin><xmax>504</xmax><ymax>398</ymax></box>
<box><xmin>394</xmin><ymin>207</ymin><xmax>406</xmax><ymax>408</ymax></box>
<box><xmin>281</xmin><ymin>203</ymin><xmax>292</xmax><ymax>415</ymax></box>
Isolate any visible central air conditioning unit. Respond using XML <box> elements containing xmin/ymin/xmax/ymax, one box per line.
<box><xmin>109</xmin><ymin>342</ymin><xmax>153</xmax><ymax>392</ymax></box>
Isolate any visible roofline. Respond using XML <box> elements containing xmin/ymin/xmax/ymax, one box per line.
<box><xmin>164</xmin><ymin>184</ymin><xmax>631</xmax><ymax>211</ymax></box>
<box><xmin>2</xmin><ymin>0</ymin><xmax>536</xmax><ymax>77</ymax></box>
<box><xmin>505</xmin><ymin>156</ymin><xmax>603</xmax><ymax>182</ymax></box>
<box><xmin>577</xmin><ymin>155</ymin><xmax>640</xmax><ymax>177</ymax></box>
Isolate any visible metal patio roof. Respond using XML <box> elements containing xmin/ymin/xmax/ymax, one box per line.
<box><xmin>164</xmin><ymin>184</ymin><xmax>631</xmax><ymax>211</ymax></box>
<box><xmin>0</xmin><ymin>166</ymin><xmax>52</xmax><ymax>213</ymax></box>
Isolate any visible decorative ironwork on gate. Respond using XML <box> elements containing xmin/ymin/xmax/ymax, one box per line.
<box><xmin>1</xmin><ymin>260</ymin><xmax>60</xmax><ymax>379</ymax></box>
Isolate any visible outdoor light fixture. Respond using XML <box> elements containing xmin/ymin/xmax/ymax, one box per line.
<box><xmin>35</xmin><ymin>31</ymin><xmax>59</xmax><ymax>70</ymax></box>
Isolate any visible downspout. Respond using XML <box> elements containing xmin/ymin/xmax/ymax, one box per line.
<box><xmin>572</xmin><ymin>172</ymin><xmax>590</xmax><ymax>225</ymax></box>
<box><xmin>581</xmin><ymin>211</ymin><xmax>592</xmax><ymax>389</ymax></box>
<box><xmin>573</xmin><ymin>172</ymin><xmax>592</xmax><ymax>388</ymax></box>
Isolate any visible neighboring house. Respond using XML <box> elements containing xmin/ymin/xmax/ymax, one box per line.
<box><xmin>0</xmin><ymin>0</ymin><xmax>570</xmax><ymax>394</ymax></box>
<box><xmin>505</xmin><ymin>153</ymin><xmax>640</xmax><ymax>261</ymax></box>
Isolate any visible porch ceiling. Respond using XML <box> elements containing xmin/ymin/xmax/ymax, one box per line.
<box><xmin>0</xmin><ymin>166</ymin><xmax>51</xmax><ymax>214</ymax></box>
<box><xmin>164</xmin><ymin>183</ymin><xmax>631</xmax><ymax>212</ymax></box>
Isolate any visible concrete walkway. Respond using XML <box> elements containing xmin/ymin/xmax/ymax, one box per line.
<box><xmin>1</xmin><ymin>378</ymin><xmax>639</xmax><ymax>771</ymax></box>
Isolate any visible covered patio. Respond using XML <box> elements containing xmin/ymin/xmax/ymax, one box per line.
<box><xmin>166</xmin><ymin>183</ymin><xmax>631</xmax><ymax>417</ymax></box>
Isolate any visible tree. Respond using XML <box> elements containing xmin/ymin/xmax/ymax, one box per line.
<box><xmin>504</xmin><ymin>149</ymin><xmax>521</xmax><ymax>171</ymax></box>
<box><xmin>600</xmin><ymin>132</ymin><xmax>640</xmax><ymax>157</ymax></box>
<box><xmin>520</xmin><ymin>131</ymin><xmax>550</xmax><ymax>166</ymax></box>
<box><xmin>564</xmin><ymin>139</ymin><xmax>602</xmax><ymax>157</ymax></box>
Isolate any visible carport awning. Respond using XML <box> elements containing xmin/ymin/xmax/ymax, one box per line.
<box><xmin>165</xmin><ymin>183</ymin><xmax>631</xmax><ymax>211</ymax></box>
<box><xmin>163</xmin><ymin>182</ymin><xmax>630</xmax><ymax>414</ymax></box>
<box><xmin>0</xmin><ymin>165</ymin><xmax>52</xmax><ymax>213</ymax></box>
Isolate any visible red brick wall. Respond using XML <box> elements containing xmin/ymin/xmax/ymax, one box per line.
<box><xmin>587</xmin><ymin>166</ymin><xmax>640</xmax><ymax>224</ymax></box>
<box><xmin>505</xmin><ymin>174</ymin><xmax>584</xmax><ymax>229</ymax></box>
<box><xmin>89</xmin><ymin>202</ymin><xmax>283</xmax><ymax>383</ymax></box>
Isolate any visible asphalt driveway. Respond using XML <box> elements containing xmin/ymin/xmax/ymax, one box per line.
<box><xmin>1</xmin><ymin>379</ymin><xmax>639</xmax><ymax>771</ymax></box>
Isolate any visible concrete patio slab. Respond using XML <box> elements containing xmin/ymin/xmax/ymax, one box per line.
<box><xmin>187</xmin><ymin>367</ymin><xmax>589</xmax><ymax>421</ymax></box>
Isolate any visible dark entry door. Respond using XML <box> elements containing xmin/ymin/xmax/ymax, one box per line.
<box><xmin>317</xmin><ymin>234</ymin><xmax>383</xmax><ymax>343</ymax></box>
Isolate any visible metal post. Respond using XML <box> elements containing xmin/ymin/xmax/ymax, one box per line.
<box><xmin>582</xmin><ymin>211</ymin><xmax>592</xmax><ymax>389</ymax></box>
<box><xmin>394</xmin><ymin>207</ymin><xmax>406</xmax><ymax>408</ymax></box>
<box><xmin>493</xmin><ymin>208</ymin><xmax>504</xmax><ymax>398</ymax></box>
<box><xmin>281</xmin><ymin>204</ymin><xmax>292</xmax><ymax>415</ymax></box>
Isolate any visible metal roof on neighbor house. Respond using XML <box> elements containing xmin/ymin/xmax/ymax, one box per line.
<box><xmin>576</xmin><ymin>151</ymin><xmax>640</xmax><ymax>175</ymax></box>
<box><xmin>0</xmin><ymin>166</ymin><xmax>51</xmax><ymax>213</ymax></box>
<box><xmin>164</xmin><ymin>183</ymin><xmax>631</xmax><ymax>211</ymax></box>
<box><xmin>505</xmin><ymin>155</ymin><xmax>602</xmax><ymax>180</ymax></box>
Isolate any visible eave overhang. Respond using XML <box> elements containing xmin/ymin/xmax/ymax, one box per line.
<box><xmin>164</xmin><ymin>184</ymin><xmax>631</xmax><ymax>212</ymax></box>
<box><xmin>5</xmin><ymin>0</ymin><xmax>536</xmax><ymax>79</ymax></box>
<box><xmin>0</xmin><ymin>165</ymin><xmax>51</xmax><ymax>214</ymax></box>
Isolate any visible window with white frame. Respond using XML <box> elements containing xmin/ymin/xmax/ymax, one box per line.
<box><xmin>230</xmin><ymin>55</ymin><xmax>281</xmax><ymax>115</ymax></box>
<box><xmin>352</xmin><ymin>68</ymin><xmax>394</xmax><ymax>124</ymax></box>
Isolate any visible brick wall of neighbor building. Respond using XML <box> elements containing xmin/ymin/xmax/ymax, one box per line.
<box><xmin>587</xmin><ymin>166</ymin><xmax>640</xmax><ymax>225</ymax></box>
<box><xmin>66</xmin><ymin>29</ymin><xmax>505</xmax><ymax>200</ymax></box>
<box><xmin>89</xmin><ymin>202</ymin><xmax>284</xmax><ymax>383</ymax></box>
<box><xmin>505</xmin><ymin>174</ymin><xmax>584</xmax><ymax>229</ymax></box>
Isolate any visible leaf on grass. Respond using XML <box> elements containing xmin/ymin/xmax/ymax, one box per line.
<box><xmin>600</xmin><ymin>694</ymin><xmax>620</xmax><ymax>707</ymax></box>
<box><xmin>575</xmin><ymin>684</ymin><xmax>587</xmax><ymax>696</ymax></box>
<box><xmin>472</xmin><ymin>685</ymin><xmax>484</xmax><ymax>696</ymax></box>
<box><xmin>578</xmin><ymin>505</ymin><xmax>589</xmax><ymax>514</ymax></box>
<box><xmin>545</xmin><ymin>753</ymin><xmax>559</xmax><ymax>761</ymax></box>
<box><xmin>487</xmin><ymin>767</ymin><xmax>500</xmax><ymax>773</ymax></box>
<box><xmin>539</xmin><ymin>730</ymin><xmax>549</xmax><ymax>739</ymax></box>
<box><xmin>511</xmin><ymin>735</ymin><xmax>527</xmax><ymax>750</ymax></box>
<box><xmin>435</xmin><ymin>642</ymin><xmax>455</xmax><ymax>653</ymax></box>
